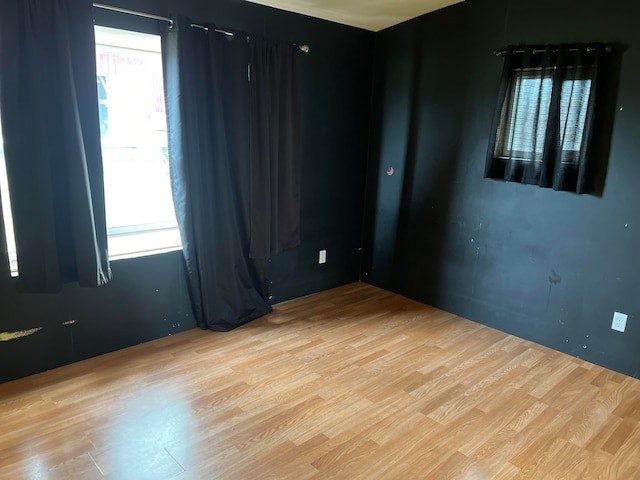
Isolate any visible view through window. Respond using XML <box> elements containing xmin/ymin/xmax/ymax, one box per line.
<box><xmin>497</xmin><ymin>70</ymin><xmax>592</xmax><ymax>161</ymax></box>
<box><xmin>0</xmin><ymin>27</ymin><xmax>180</xmax><ymax>278</ymax></box>
<box><xmin>95</xmin><ymin>25</ymin><xmax>181</xmax><ymax>259</ymax></box>
<box><xmin>0</xmin><ymin>118</ymin><xmax>18</xmax><ymax>276</ymax></box>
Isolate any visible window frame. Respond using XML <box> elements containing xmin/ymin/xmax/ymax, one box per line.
<box><xmin>93</xmin><ymin>19</ymin><xmax>182</xmax><ymax>262</ymax></box>
<box><xmin>494</xmin><ymin>66</ymin><xmax>593</xmax><ymax>164</ymax></box>
<box><xmin>494</xmin><ymin>68</ymin><xmax>553</xmax><ymax>162</ymax></box>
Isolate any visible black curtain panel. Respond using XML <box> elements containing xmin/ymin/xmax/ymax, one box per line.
<box><xmin>249</xmin><ymin>39</ymin><xmax>302</xmax><ymax>259</ymax></box>
<box><xmin>163</xmin><ymin>17</ymin><xmax>272</xmax><ymax>331</ymax></box>
<box><xmin>0</xmin><ymin>0</ymin><xmax>111</xmax><ymax>292</ymax></box>
<box><xmin>485</xmin><ymin>44</ymin><xmax>606</xmax><ymax>193</ymax></box>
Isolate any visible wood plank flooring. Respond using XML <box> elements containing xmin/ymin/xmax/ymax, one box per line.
<box><xmin>1</xmin><ymin>282</ymin><xmax>640</xmax><ymax>479</ymax></box>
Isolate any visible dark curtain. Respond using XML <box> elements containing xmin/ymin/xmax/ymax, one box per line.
<box><xmin>163</xmin><ymin>17</ymin><xmax>272</xmax><ymax>331</ymax></box>
<box><xmin>249</xmin><ymin>39</ymin><xmax>302</xmax><ymax>259</ymax></box>
<box><xmin>485</xmin><ymin>43</ymin><xmax>605</xmax><ymax>193</ymax></box>
<box><xmin>0</xmin><ymin>0</ymin><xmax>111</xmax><ymax>292</ymax></box>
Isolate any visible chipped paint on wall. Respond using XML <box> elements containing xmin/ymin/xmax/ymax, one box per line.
<box><xmin>62</xmin><ymin>320</ymin><xmax>77</xmax><ymax>326</ymax></box>
<box><xmin>0</xmin><ymin>328</ymin><xmax>43</xmax><ymax>342</ymax></box>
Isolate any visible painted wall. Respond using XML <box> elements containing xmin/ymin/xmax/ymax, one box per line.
<box><xmin>7</xmin><ymin>0</ymin><xmax>638</xmax><ymax>385</ymax></box>
<box><xmin>0</xmin><ymin>0</ymin><xmax>373</xmax><ymax>383</ymax></box>
<box><xmin>362</xmin><ymin>0</ymin><xmax>640</xmax><ymax>377</ymax></box>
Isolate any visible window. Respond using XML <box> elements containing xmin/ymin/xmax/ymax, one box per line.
<box><xmin>0</xmin><ymin>27</ymin><xmax>179</xmax><ymax>277</ymax></box>
<box><xmin>495</xmin><ymin>69</ymin><xmax>592</xmax><ymax>163</ymax></box>
<box><xmin>95</xmin><ymin>26</ymin><xmax>181</xmax><ymax>259</ymax></box>
<box><xmin>0</xmin><ymin>119</ymin><xmax>18</xmax><ymax>276</ymax></box>
<box><xmin>485</xmin><ymin>44</ymin><xmax>606</xmax><ymax>193</ymax></box>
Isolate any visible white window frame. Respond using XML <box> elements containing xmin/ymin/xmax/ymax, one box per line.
<box><xmin>95</xmin><ymin>25</ymin><xmax>182</xmax><ymax>262</ymax></box>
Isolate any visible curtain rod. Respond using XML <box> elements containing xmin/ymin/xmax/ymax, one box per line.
<box><xmin>493</xmin><ymin>44</ymin><xmax>613</xmax><ymax>56</ymax></box>
<box><xmin>92</xmin><ymin>3</ymin><xmax>310</xmax><ymax>52</ymax></box>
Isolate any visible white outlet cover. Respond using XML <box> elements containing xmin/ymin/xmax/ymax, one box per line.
<box><xmin>612</xmin><ymin>312</ymin><xmax>628</xmax><ymax>333</ymax></box>
<box><xmin>319</xmin><ymin>250</ymin><xmax>327</xmax><ymax>264</ymax></box>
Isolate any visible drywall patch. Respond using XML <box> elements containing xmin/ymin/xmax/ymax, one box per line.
<box><xmin>0</xmin><ymin>328</ymin><xmax>43</xmax><ymax>342</ymax></box>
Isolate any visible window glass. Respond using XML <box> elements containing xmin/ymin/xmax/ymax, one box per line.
<box><xmin>95</xmin><ymin>25</ymin><xmax>181</xmax><ymax>259</ymax></box>
<box><xmin>0</xmin><ymin>119</ymin><xmax>18</xmax><ymax>276</ymax></box>
<box><xmin>497</xmin><ymin>69</ymin><xmax>591</xmax><ymax>161</ymax></box>
<box><xmin>502</xmin><ymin>73</ymin><xmax>552</xmax><ymax>157</ymax></box>
<box><xmin>560</xmin><ymin>79</ymin><xmax>591</xmax><ymax>152</ymax></box>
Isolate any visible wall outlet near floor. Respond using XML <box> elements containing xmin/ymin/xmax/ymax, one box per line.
<box><xmin>319</xmin><ymin>250</ymin><xmax>327</xmax><ymax>264</ymax></box>
<box><xmin>611</xmin><ymin>312</ymin><xmax>628</xmax><ymax>333</ymax></box>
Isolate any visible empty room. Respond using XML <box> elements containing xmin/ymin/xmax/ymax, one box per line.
<box><xmin>1</xmin><ymin>0</ymin><xmax>639</xmax><ymax>478</ymax></box>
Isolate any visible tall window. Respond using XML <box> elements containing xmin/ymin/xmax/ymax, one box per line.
<box><xmin>0</xmin><ymin>118</ymin><xmax>18</xmax><ymax>276</ymax></box>
<box><xmin>95</xmin><ymin>26</ymin><xmax>180</xmax><ymax>259</ymax></box>
<box><xmin>0</xmin><ymin>27</ymin><xmax>180</xmax><ymax>277</ymax></box>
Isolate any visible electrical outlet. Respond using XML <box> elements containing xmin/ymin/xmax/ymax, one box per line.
<box><xmin>611</xmin><ymin>312</ymin><xmax>628</xmax><ymax>333</ymax></box>
<box><xmin>319</xmin><ymin>250</ymin><xmax>327</xmax><ymax>264</ymax></box>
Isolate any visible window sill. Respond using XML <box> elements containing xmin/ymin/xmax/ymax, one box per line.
<box><xmin>109</xmin><ymin>244</ymin><xmax>183</xmax><ymax>262</ymax></box>
<box><xmin>108</xmin><ymin>227</ymin><xmax>182</xmax><ymax>261</ymax></box>
<box><xmin>4</xmin><ymin>229</ymin><xmax>183</xmax><ymax>278</ymax></box>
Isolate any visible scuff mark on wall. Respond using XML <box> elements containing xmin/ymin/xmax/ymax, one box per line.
<box><xmin>0</xmin><ymin>328</ymin><xmax>42</xmax><ymax>342</ymax></box>
<box><xmin>547</xmin><ymin>270</ymin><xmax>563</xmax><ymax>315</ymax></box>
<box><xmin>62</xmin><ymin>320</ymin><xmax>77</xmax><ymax>326</ymax></box>
<box><xmin>549</xmin><ymin>270</ymin><xmax>562</xmax><ymax>285</ymax></box>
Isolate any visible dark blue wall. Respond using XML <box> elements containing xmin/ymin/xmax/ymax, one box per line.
<box><xmin>0</xmin><ymin>0</ymin><xmax>373</xmax><ymax>383</ymax></box>
<box><xmin>362</xmin><ymin>0</ymin><xmax>640</xmax><ymax>377</ymax></box>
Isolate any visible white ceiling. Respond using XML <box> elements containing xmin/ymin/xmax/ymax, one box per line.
<box><xmin>244</xmin><ymin>0</ymin><xmax>465</xmax><ymax>32</ymax></box>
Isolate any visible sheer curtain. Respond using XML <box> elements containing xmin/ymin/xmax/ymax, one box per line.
<box><xmin>0</xmin><ymin>0</ymin><xmax>111</xmax><ymax>292</ymax></box>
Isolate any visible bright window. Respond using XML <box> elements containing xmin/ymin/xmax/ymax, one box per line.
<box><xmin>0</xmin><ymin>119</ymin><xmax>18</xmax><ymax>276</ymax></box>
<box><xmin>496</xmin><ymin>69</ymin><xmax>592</xmax><ymax>162</ymax></box>
<box><xmin>95</xmin><ymin>26</ymin><xmax>181</xmax><ymax>260</ymax></box>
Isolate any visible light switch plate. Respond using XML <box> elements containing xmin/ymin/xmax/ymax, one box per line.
<box><xmin>612</xmin><ymin>312</ymin><xmax>628</xmax><ymax>333</ymax></box>
<box><xmin>319</xmin><ymin>250</ymin><xmax>327</xmax><ymax>264</ymax></box>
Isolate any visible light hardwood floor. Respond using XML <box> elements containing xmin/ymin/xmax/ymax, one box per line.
<box><xmin>1</xmin><ymin>283</ymin><xmax>640</xmax><ymax>479</ymax></box>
